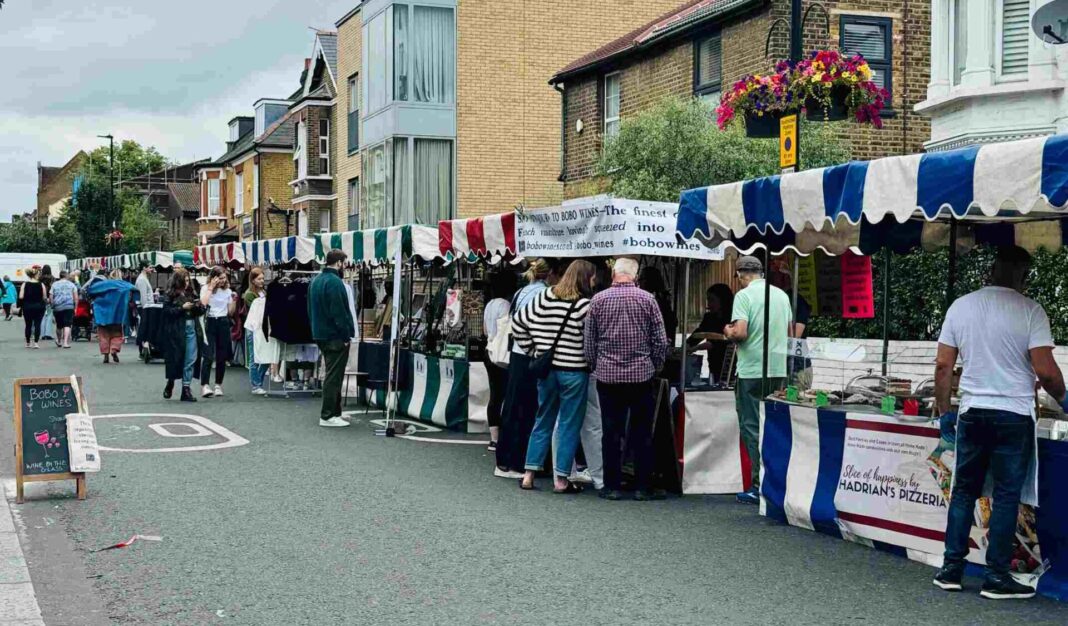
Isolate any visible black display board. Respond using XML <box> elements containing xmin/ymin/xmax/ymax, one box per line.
<box><xmin>13</xmin><ymin>377</ymin><xmax>87</xmax><ymax>502</ymax></box>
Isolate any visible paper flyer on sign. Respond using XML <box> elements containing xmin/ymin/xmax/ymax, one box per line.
<box><xmin>840</xmin><ymin>252</ymin><xmax>874</xmax><ymax>318</ymax></box>
<box><xmin>516</xmin><ymin>198</ymin><xmax>724</xmax><ymax>260</ymax></box>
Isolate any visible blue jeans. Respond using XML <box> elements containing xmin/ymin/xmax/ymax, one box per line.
<box><xmin>524</xmin><ymin>370</ymin><xmax>589</xmax><ymax>477</ymax></box>
<box><xmin>182</xmin><ymin>320</ymin><xmax>197</xmax><ymax>387</ymax></box>
<box><xmin>245</xmin><ymin>330</ymin><xmax>267</xmax><ymax>390</ymax></box>
<box><xmin>943</xmin><ymin>408</ymin><xmax>1034</xmax><ymax>578</ymax></box>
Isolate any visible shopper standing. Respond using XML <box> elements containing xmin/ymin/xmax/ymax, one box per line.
<box><xmin>160</xmin><ymin>269</ymin><xmax>204</xmax><ymax>402</ymax></box>
<box><xmin>199</xmin><ymin>266</ymin><xmax>236</xmax><ymax>398</ymax></box>
<box><xmin>309</xmin><ymin>250</ymin><xmax>355</xmax><ymax>428</ymax></box>
<box><xmin>585</xmin><ymin>258</ymin><xmax>669</xmax><ymax>501</ymax></box>
<box><xmin>0</xmin><ymin>276</ymin><xmax>12</xmax><ymax>320</ymax></box>
<box><xmin>494</xmin><ymin>259</ymin><xmax>560</xmax><ymax>479</ymax></box>
<box><xmin>19</xmin><ymin>268</ymin><xmax>47</xmax><ymax>349</ymax></box>
<box><xmin>932</xmin><ymin>246</ymin><xmax>1066</xmax><ymax>600</ymax></box>
<box><xmin>513</xmin><ymin>260</ymin><xmax>596</xmax><ymax>493</ymax></box>
<box><xmin>723</xmin><ymin>255</ymin><xmax>791</xmax><ymax>505</ymax></box>
<box><xmin>39</xmin><ymin>265</ymin><xmax>56</xmax><ymax>343</ymax></box>
<box><xmin>243</xmin><ymin>267</ymin><xmax>269</xmax><ymax>396</ymax></box>
<box><xmin>50</xmin><ymin>270</ymin><xmax>79</xmax><ymax>349</ymax></box>
<box><xmin>483</xmin><ymin>272</ymin><xmax>516</xmax><ymax>451</ymax></box>
<box><xmin>86</xmin><ymin>269</ymin><xmax>135</xmax><ymax>363</ymax></box>
<box><xmin>134</xmin><ymin>262</ymin><xmax>154</xmax><ymax>348</ymax></box>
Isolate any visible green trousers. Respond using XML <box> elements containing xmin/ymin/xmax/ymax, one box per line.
<box><xmin>318</xmin><ymin>340</ymin><xmax>350</xmax><ymax>420</ymax></box>
<box><xmin>735</xmin><ymin>377</ymin><xmax>784</xmax><ymax>489</ymax></box>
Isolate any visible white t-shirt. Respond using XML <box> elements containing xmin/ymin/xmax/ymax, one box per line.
<box><xmin>938</xmin><ymin>286</ymin><xmax>1054</xmax><ymax>417</ymax></box>
<box><xmin>483</xmin><ymin>298</ymin><xmax>511</xmax><ymax>340</ymax></box>
<box><xmin>200</xmin><ymin>285</ymin><xmax>233</xmax><ymax>318</ymax></box>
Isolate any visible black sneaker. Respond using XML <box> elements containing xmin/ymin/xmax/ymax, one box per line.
<box><xmin>599</xmin><ymin>489</ymin><xmax>627</xmax><ymax>500</ymax></box>
<box><xmin>180</xmin><ymin>386</ymin><xmax>197</xmax><ymax>403</ymax></box>
<box><xmin>487</xmin><ymin>440</ymin><xmax>497</xmax><ymax>452</ymax></box>
<box><xmin>981</xmin><ymin>574</ymin><xmax>1036</xmax><ymax>600</ymax></box>
<box><xmin>932</xmin><ymin>562</ymin><xmax>964</xmax><ymax>591</ymax></box>
<box><xmin>635</xmin><ymin>489</ymin><xmax>667</xmax><ymax>501</ymax></box>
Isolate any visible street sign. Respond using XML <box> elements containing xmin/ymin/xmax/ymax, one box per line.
<box><xmin>13</xmin><ymin>376</ymin><xmax>88</xmax><ymax>503</ymax></box>
<box><xmin>780</xmin><ymin>114</ymin><xmax>798</xmax><ymax>171</ymax></box>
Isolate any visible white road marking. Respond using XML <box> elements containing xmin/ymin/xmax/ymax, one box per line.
<box><xmin>91</xmin><ymin>414</ymin><xmax>249</xmax><ymax>453</ymax></box>
<box><xmin>148</xmin><ymin>422</ymin><xmax>213</xmax><ymax>438</ymax></box>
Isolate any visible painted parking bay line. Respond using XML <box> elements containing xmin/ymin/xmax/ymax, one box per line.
<box><xmin>92</xmin><ymin>414</ymin><xmax>249</xmax><ymax>453</ymax></box>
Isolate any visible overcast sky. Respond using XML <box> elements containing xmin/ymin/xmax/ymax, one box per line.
<box><xmin>0</xmin><ymin>0</ymin><xmax>357</xmax><ymax>221</ymax></box>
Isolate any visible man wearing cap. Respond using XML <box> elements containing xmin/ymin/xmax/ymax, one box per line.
<box><xmin>932</xmin><ymin>245</ymin><xmax>1067</xmax><ymax>600</ymax></box>
<box><xmin>723</xmin><ymin>255</ymin><xmax>792</xmax><ymax>505</ymax></box>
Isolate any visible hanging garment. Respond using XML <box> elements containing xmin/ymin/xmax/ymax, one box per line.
<box><xmin>244</xmin><ymin>295</ymin><xmax>280</xmax><ymax>365</ymax></box>
<box><xmin>263</xmin><ymin>280</ymin><xmax>313</xmax><ymax>345</ymax></box>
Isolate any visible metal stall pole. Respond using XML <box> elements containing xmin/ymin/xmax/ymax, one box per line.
<box><xmin>881</xmin><ymin>251</ymin><xmax>891</xmax><ymax>377</ymax></box>
<box><xmin>679</xmin><ymin>259</ymin><xmax>691</xmax><ymax>393</ymax></box>
<box><xmin>761</xmin><ymin>247</ymin><xmax>772</xmax><ymax>397</ymax></box>
<box><xmin>791</xmin><ymin>254</ymin><xmax>799</xmax><ymax>385</ymax></box>
<box><xmin>946</xmin><ymin>217</ymin><xmax>959</xmax><ymax>310</ymax></box>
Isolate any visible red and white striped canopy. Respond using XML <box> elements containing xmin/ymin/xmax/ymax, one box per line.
<box><xmin>193</xmin><ymin>242</ymin><xmax>245</xmax><ymax>267</ymax></box>
<box><xmin>438</xmin><ymin>212</ymin><xmax>517</xmax><ymax>261</ymax></box>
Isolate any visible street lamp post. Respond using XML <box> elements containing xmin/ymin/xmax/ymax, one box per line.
<box><xmin>97</xmin><ymin>134</ymin><xmax>114</xmax><ymax>251</ymax></box>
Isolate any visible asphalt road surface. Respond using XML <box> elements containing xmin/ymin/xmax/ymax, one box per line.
<box><xmin>0</xmin><ymin>321</ymin><xmax>1065</xmax><ymax>624</ymax></box>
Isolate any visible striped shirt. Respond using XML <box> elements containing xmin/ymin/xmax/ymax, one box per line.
<box><xmin>512</xmin><ymin>288</ymin><xmax>591</xmax><ymax>371</ymax></box>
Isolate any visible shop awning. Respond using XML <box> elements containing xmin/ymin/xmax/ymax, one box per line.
<box><xmin>438</xmin><ymin>212</ymin><xmax>518</xmax><ymax>262</ymax></box>
<box><xmin>242</xmin><ymin>236</ymin><xmax>317</xmax><ymax>266</ymax></box>
<box><xmin>194</xmin><ymin>242</ymin><xmax>246</xmax><ymax>268</ymax></box>
<box><xmin>62</xmin><ymin>257</ymin><xmax>104</xmax><ymax>272</ymax></box>
<box><xmin>172</xmin><ymin>250</ymin><xmax>194</xmax><ymax>268</ymax></box>
<box><xmin>314</xmin><ymin>225</ymin><xmax>440</xmax><ymax>265</ymax></box>
<box><xmin>676</xmin><ymin>135</ymin><xmax>1068</xmax><ymax>255</ymax></box>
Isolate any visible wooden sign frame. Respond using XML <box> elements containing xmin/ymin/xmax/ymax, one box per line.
<box><xmin>13</xmin><ymin>376</ymin><xmax>88</xmax><ymax>504</ymax></box>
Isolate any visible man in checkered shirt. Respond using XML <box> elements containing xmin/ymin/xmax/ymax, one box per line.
<box><xmin>584</xmin><ymin>257</ymin><xmax>669</xmax><ymax>501</ymax></box>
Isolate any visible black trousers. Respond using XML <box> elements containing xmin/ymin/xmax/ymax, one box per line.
<box><xmin>23</xmin><ymin>305</ymin><xmax>44</xmax><ymax>343</ymax></box>
<box><xmin>200</xmin><ymin>317</ymin><xmax>232</xmax><ymax>386</ymax></box>
<box><xmin>597</xmin><ymin>379</ymin><xmax>656</xmax><ymax>492</ymax></box>
<box><xmin>496</xmin><ymin>353</ymin><xmax>539</xmax><ymax>472</ymax></box>
<box><xmin>484</xmin><ymin>357</ymin><xmax>509</xmax><ymax>430</ymax></box>
<box><xmin>3</xmin><ymin>303</ymin><xmax>11</xmax><ymax>319</ymax></box>
<box><xmin>318</xmin><ymin>340</ymin><xmax>349</xmax><ymax>420</ymax></box>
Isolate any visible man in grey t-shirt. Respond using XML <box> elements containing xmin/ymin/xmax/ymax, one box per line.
<box><xmin>49</xmin><ymin>271</ymin><xmax>79</xmax><ymax>348</ymax></box>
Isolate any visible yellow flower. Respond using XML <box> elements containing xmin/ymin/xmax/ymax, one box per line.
<box><xmin>813</xmin><ymin>71</ymin><xmax>824</xmax><ymax>82</ymax></box>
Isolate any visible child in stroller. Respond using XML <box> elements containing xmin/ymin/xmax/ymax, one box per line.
<box><xmin>72</xmin><ymin>298</ymin><xmax>93</xmax><ymax>341</ymax></box>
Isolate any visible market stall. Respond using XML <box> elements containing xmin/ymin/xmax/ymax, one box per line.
<box><xmin>194</xmin><ymin>242</ymin><xmax>246</xmax><ymax>268</ymax></box>
<box><xmin>675</xmin><ymin>134</ymin><xmax>1068</xmax><ymax>600</ymax></box>
<box><xmin>242</xmin><ymin>236</ymin><xmax>317</xmax><ymax>266</ymax></box>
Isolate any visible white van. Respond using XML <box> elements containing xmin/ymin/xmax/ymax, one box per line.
<box><xmin>0</xmin><ymin>253</ymin><xmax>68</xmax><ymax>283</ymax></box>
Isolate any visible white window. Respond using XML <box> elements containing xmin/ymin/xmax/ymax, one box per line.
<box><xmin>393</xmin><ymin>4</ymin><xmax>456</xmax><ymax>104</ymax></box>
<box><xmin>347</xmin><ymin>74</ymin><xmax>360</xmax><ymax>154</ymax></box>
<box><xmin>413</xmin><ymin>138</ymin><xmax>453</xmax><ymax>223</ymax></box>
<box><xmin>319</xmin><ymin>209</ymin><xmax>331</xmax><ymax>233</ymax></box>
<box><xmin>951</xmin><ymin>0</ymin><xmax>967</xmax><ymax>86</ymax></box>
<box><xmin>363</xmin><ymin>143</ymin><xmax>389</xmax><ymax>229</ymax></box>
<box><xmin>252</xmin><ymin>162</ymin><xmax>259</xmax><ymax>209</ymax></box>
<box><xmin>1001</xmin><ymin>0</ymin><xmax>1030</xmax><ymax>78</ymax></box>
<box><xmin>348</xmin><ymin>177</ymin><xmax>360</xmax><ymax>231</ymax></box>
<box><xmin>319</xmin><ymin>118</ymin><xmax>330</xmax><ymax>175</ymax></box>
<box><xmin>234</xmin><ymin>172</ymin><xmax>244</xmax><ymax>215</ymax></box>
<box><xmin>365</xmin><ymin>11</ymin><xmax>388</xmax><ymax>113</ymax></box>
<box><xmin>295</xmin><ymin>120</ymin><xmax>308</xmax><ymax>179</ymax></box>
<box><xmin>207</xmin><ymin>179</ymin><xmax>220</xmax><ymax>217</ymax></box>
<box><xmin>604</xmin><ymin>73</ymin><xmax>621</xmax><ymax>140</ymax></box>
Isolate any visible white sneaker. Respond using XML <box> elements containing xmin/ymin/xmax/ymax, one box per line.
<box><xmin>319</xmin><ymin>416</ymin><xmax>350</xmax><ymax>428</ymax></box>
<box><xmin>494</xmin><ymin>467</ymin><xmax>524</xmax><ymax>479</ymax></box>
<box><xmin>570</xmin><ymin>469</ymin><xmax>594</xmax><ymax>485</ymax></box>
<box><xmin>251</xmin><ymin>388</ymin><xmax>268</xmax><ymax>396</ymax></box>
<box><xmin>271</xmin><ymin>374</ymin><xmax>284</xmax><ymax>384</ymax></box>
<box><xmin>201</xmin><ymin>385</ymin><xmax>214</xmax><ymax>398</ymax></box>
<box><xmin>213</xmin><ymin>385</ymin><xmax>224</xmax><ymax>397</ymax></box>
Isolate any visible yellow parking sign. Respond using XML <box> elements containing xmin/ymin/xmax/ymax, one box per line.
<box><xmin>780</xmin><ymin>114</ymin><xmax>797</xmax><ymax>171</ymax></box>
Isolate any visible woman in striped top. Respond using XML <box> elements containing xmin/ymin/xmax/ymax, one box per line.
<box><xmin>512</xmin><ymin>260</ymin><xmax>597</xmax><ymax>493</ymax></box>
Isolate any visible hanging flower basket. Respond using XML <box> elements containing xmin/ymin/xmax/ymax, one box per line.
<box><xmin>794</xmin><ymin>50</ymin><xmax>889</xmax><ymax>127</ymax></box>
<box><xmin>805</xmin><ymin>84</ymin><xmax>849</xmax><ymax>121</ymax></box>
<box><xmin>744</xmin><ymin>111</ymin><xmax>782</xmax><ymax>138</ymax></box>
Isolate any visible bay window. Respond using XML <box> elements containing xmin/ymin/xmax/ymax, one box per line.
<box><xmin>234</xmin><ymin>172</ymin><xmax>244</xmax><ymax>215</ymax></box>
<box><xmin>319</xmin><ymin>119</ymin><xmax>330</xmax><ymax>175</ymax></box>
<box><xmin>413</xmin><ymin>138</ymin><xmax>452</xmax><ymax>223</ymax></box>
<box><xmin>363</xmin><ymin>143</ymin><xmax>389</xmax><ymax>229</ymax></box>
<box><xmin>393</xmin><ymin>4</ymin><xmax>455</xmax><ymax>104</ymax></box>
<box><xmin>207</xmin><ymin>179</ymin><xmax>220</xmax><ymax>217</ymax></box>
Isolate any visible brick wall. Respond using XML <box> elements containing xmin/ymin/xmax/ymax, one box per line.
<box><xmin>561</xmin><ymin>0</ymin><xmax>931</xmax><ymax>195</ymax></box>
<box><xmin>335</xmin><ymin>11</ymin><xmax>362</xmax><ymax>232</ymax></box>
<box><xmin>198</xmin><ymin>171</ymin><xmax>227</xmax><ymax>238</ymax></box>
<box><xmin>455</xmin><ymin>0</ymin><xmax>687</xmax><ymax>219</ymax></box>
<box><xmin>257</xmin><ymin>152</ymin><xmax>295</xmax><ymax>240</ymax></box>
<box><xmin>36</xmin><ymin>153</ymin><xmax>87</xmax><ymax>223</ymax></box>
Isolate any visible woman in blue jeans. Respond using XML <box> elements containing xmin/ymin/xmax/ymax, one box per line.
<box><xmin>512</xmin><ymin>260</ymin><xmax>596</xmax><ymax>494</ymax></box>
<box><xmin>160</xmin><ymin>269</ymin><xmax>205</xmax><ymax>402</ymax></box>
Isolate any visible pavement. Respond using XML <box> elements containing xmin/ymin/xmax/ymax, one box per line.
<box><xmin>0</xmin><ymin>321</ymin><xmax>1066</xmax><ymax>624</ymax></box>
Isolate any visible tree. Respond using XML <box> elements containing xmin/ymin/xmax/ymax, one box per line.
<box><xmin>598</xmin><ymin>97</ymin><xmax>851</xmax><ymax>202</ymax></box>
<box><xmin>85</xmin><ymin>139</ymin><xmax>168</xmax><ymax>183</ymax></box>
<box><xmin>118</xmin><ymin>190</ymin><xmax>166</xmax><ymax>253</ymax></box>
<box><xmin>0</xmin><ymin>211</ymin><xmax>83</xmax><ymax>257</ymax></box>
<box><xmin>68</xmin><ymin>178</ymin><xmax>119</xmax><ymax>256</ymax></box>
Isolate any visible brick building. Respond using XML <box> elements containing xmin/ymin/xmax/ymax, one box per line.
<box><xmin>116</xmin><ymin>160</ymin><xmax>208</xmax><ymax>246</ymax></box>
<box><xmin>36</xmin><ymin>151</ymin><xmax>89</xmax><ymax>228</ymax></box>
<box><xmin>550</xmin><ymin>0</ymin><xmax>932</xmax><ymax>198</ymax></box>
<box><xmin>338</xmin><ymin>0</ymin><xmax>687</xmax><ymax>230</ymax></box>
<box><xmin>289</xmin><ymin>31</ymin><xmax>338</xmax><ymax>237</ymax></box>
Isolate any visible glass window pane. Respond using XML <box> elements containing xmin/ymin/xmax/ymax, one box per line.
<box><xmin>411</xmin><ymin>6</ymin><xmax>455</xmax><ymax>103</ymax></box>
<box><xmin>348</xmin><ymin>76</ymin><xmax>358</xmax><ymax>113</ymax></box>
<box><xmin>367</xmin><ymin>13</ymin><xmax>387</xmax><ymax>111</ymax></box>
<box><xmin>394</xmin><ymin>4</ymin><xmax>409</xmax><ymax>101</ymax></box>
<box><xmin>413</xmin><ymin>139</ymin><xmax>453</xmax><ymax>223</ymax></box>
<box><xmin>697</xmin><ymin>36</ymin><xmax>721</xmax><ymax>88</ymax></box>
<box><xmin>605</xmin><ymin>74</ymin><xmax>620</xmax><ymax>119</ymax></box>
<box><xmin>394</xmin><ymin>139</ymin><xmax>411</xmax><ymax>225</ymax></box>
<box><xmin>953</xmin><ymin>1</ymin><xmax>967</xmax><ymax>85</ymax></box>
<box><xmin>364</xmin><ymin>145</ymin><xmax>389</xmax><ymax>229</ymax></box>
<box><xmin>842</xmin><ymin>21</ymin><xmax>887</xmax><ymax>62</ymax></box>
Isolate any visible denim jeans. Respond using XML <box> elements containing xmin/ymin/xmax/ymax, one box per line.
<box><xmin>182</xmin><ymin>320</ymin><xmax>197</xmax><ymax>387</ymax></box>
<box><xmin>943</xmin><ymin>408</ymin><xmax>1034</xmax><ymax>578</ymax></box>
<box><xmin>245</xmin><ymin>330</ymin><xmax>267</xmax><ymax>390</ymax></box>
<box><xmin>524</xmin><ymin>369</ymin><xmax>589</xmax><ymax>477</ymax></box>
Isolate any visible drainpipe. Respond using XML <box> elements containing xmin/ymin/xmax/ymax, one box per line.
<box><xmin>553</xmin><ymin>82</ymin><xmax>567</xmax><ymax>183</ymax></box>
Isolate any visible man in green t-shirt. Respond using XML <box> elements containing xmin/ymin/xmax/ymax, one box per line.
<box><xmin>723</xmin><ymin>255</ymin><xmax>792</xmax><ymax>505</ymax></box>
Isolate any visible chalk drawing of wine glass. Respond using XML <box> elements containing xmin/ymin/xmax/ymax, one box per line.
<box><xmin>34</xmin><ymin>430</ymin><xmax>50</xmax><ymax>457</ymax></box>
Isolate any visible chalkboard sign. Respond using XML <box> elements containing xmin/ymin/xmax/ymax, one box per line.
<box><xmin>13</xmin><ymin>377</ymin><xmax>87</xmax><ymax>503</ymax></box>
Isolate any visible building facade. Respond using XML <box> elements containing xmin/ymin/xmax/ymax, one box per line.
<box><xmin>116</xmin><ymin>160</ymin><xmax>207</xmax><ymax>247</ymax></box>
<box><xmin>36</xmin><ymin>151</ymin><xmax>88</xmax><ymax>228</ymax></box>
<box><xmin>335</xmin><ymin>6</ymin><xmax>363</xmax><ymax>232</ymax></box>
<box><xmin>346</xmin><ymin>0</ymin><xmax>688</xmax><ymax>230</ymax></box>
<box><xmin>289</xmin><ymin>31</ymin><xmax>339</xmax><ymax>238</ymax></box>
<box><xmin>916</xmin><ymin>0</ymin><xmax>1065</xmax><ymax>150</ymax></box>
<box><xmin>551</xmin><ymin>0</ymin><xmax>932</xmax><ymax>198</ymax></box>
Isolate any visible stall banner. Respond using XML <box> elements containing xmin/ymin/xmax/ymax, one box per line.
<box><xmin>680</xmin><ymin>391</ymin><xmax>745</xmax><ymax>494</ymax></box>
<box><xmin>467</xmin><ymin>363</ymin><xmax>490</xmax><ymax>434</ymax></box>
<box><xmin>395</xmin><ymin>352</ymin><xmax>468</xmax><ymax>430</ymax></box>
<box><xmin>517</xmin><ymin>198</ymin><xmax>725</xmax><ymax>260</ymax></box>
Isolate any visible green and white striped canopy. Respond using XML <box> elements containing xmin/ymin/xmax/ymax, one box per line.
<box><xmin>315</xmin><ymin>225</ymin><xmax>440</xmax><ymax>265</ymax></box>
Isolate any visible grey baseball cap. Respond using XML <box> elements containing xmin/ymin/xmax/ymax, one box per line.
<box><xmin>736</xmin><ymin>255</ymin><xmax>763</xmax><ymax>272</ymax></box>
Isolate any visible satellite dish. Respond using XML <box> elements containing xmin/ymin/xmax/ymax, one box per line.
<box><xmin>1033</xmin><ymin>0</ymin><xmax>1068</xmax><ymax>44</ymax></box>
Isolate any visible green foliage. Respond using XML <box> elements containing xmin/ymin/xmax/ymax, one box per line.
<box><xmin>0</xmin><ymin>212</ymin><xmax>83</xmax><ymax>257</ymax></box>
<box><xmin>598</xmin><ymin>96</ymin><xmax>852</xmax><ymax>202</ymax></box>
<box><xmin>69</xmin><ymin>178</ymin><xmax>119</xmax><ymax>256</ymax></box>
<box><xmin>86</xmin><ymin>140</ymin><xmax>168</xmax><ymax>183</ymax></box>
<box><xmin>118</xmin><ymin>190</ymin><xmax>166</xmax><ymax>253</ymax></box>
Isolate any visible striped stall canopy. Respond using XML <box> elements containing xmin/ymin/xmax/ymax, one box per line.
<box><xmin>315</xmin><ymin>225</ymin><xmax>440</xmax><ymax>265</ymax></box>
<box><xmin>677</xmin><ymin>134</ymin><xmax>1068</xmax><ymax>255</ymax></box>
<box><xmin>194</xmin><ymin>242</ymin><xmax>245</xmax><ymax>268</ymax></box>
<box><xmin>242</xmin><ymin>236</ymin><xmax>317</xmax><ymax>266</ymax></box>
<box><xmin>63</xmin><ymin>257</ymin><xmax>104</xmax><ymax>272</ymax></box>
<box><xmin>438</xmin><ymin>212</ymin><xmax>518</xmax><ymax>262</ymax></box>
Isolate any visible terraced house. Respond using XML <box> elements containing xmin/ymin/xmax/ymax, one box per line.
<box><xmin>550</xmin><ymin>0</ymin><xmax>932</xmax><ymax>198</ymax></box>
<box><xmin>290</xmin><ymin>30</ymin><xmax>339</xmax><ymax>237</ymax></box>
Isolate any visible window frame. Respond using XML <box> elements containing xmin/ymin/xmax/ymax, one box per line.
<box><xmin>206</xmin><ymin>178</ymin><xmax>220</xmax><ymax>217</ymax></box>
<box><xmin>839</xmin><ymin>14</ymin><xmax>894</xmax><ymax>111</ymax></box>
<box><xmin>252</xmin><ymin>161</ymin><xmax>259</xmax><ymax>209</ymax></box>
<box><xmin>348</xmin><ymin>73</ymin><xmax>360</xmax><ymax>155</ymax></box>
<box><xmin>319</xmin><ymin>118</ymin><xmax>330</xmax><ymax>175</ymax></box>
<box><xmin>603</xmin><ymin>71</ymin><xmax>621</xmax><ymax>140</ymax></box>
<box><xmin>692</xmin><ymin>32</ymin><xmax>723</xmax><ymax>101</ymax></box>
<box><xmin>234</xmin><ymin>171</ymin><xmax>244</xmax><ymax>215</ymax></box>
<box><xmin>996</xmin><ymin>0</ymin><xmax>1031</xmax><ymax>81</ymax></box>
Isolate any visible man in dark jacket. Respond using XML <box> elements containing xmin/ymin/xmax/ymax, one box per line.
<box><xmin>309</xmin><ymin>249</ymin><xmax>356</xmax><ymax>427</ymax></box>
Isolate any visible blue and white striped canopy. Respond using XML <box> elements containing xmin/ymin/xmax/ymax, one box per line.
<box><xmin>241</xmin><ymin>236</ymin><xmax>317</xmax><ymax>266</ymax></box>
<box><xmin>677</xmin><ymin>135</ymin><xmax>1068</xmax><ymax>255</ymax></box>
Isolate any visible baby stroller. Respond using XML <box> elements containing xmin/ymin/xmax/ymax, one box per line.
<box><xmin>72</xmin><ymin>299</ymin><xmax>94</xmax><ymax>342</ymax></box>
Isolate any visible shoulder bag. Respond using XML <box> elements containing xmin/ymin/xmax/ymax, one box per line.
<box><xmin>529</xmin><ymin>299</ymin><xmax>579</xmax><ymax>380</ymax></box>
